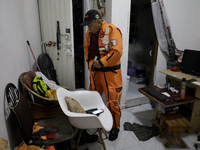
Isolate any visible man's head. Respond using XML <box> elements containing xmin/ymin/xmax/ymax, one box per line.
<box><xmin>81</xmin><ymin>9</ymin><xmax>102</xmax><ymax>34</ymax></box>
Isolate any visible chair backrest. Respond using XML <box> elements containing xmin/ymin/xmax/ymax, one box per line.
<box><xmin>56</xmin><ymin>88</ymin><xmax>99</xmax><ymax>116</ymax></box>
<box><xmin>5</xmin><ymin>83</ymin><xmax>34</xmax><ymax>145</ymax></box>
<box><xmin>19</xmin><ymin>72</ymin><xmax>53</xmax><ymax>101</ymax></box>
<box><xmin>57</xmin><ymin>87</ymin><xmax>113</xmax><ymax>131</ymax></box>
<box><xmin>24</xmin><ymin>71</ymin><xmax>36</xmax><ymax>90</ymax></box>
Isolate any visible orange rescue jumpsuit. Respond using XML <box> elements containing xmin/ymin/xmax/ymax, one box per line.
<box><xmin>84</xmin><ymin>20</ymin><xmax>123</xmax><ymax>129</ymax></box>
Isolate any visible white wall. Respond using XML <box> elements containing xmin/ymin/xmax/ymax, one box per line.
<box><xmin>154</xmin><ymin>46</ymin><xmax>170</xmax><ymax>85</ymax></box>
<box><xmin>164</xmin><ymin>0</ymin><xmax>200</xmax><ymax>51</ymax></box>
<box><xmin>111</xmin><ymin>0</ymin><xmax>131</xmax><ymax>108</ymax></box>
<box><xmin>154</xmin><ymin>0</ymin><xmax>200</xmax><ymax>85</ymax></box>
<box><xmin>0</xmin><ymin>0</ymin><xmax>42</xmax><ymax>148</ymax></box>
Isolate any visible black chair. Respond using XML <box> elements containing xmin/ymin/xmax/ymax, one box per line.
<box><xmin>5</xmin><ymin>83</ymin><xmax>75</xmax><ymax>147</ymax></box>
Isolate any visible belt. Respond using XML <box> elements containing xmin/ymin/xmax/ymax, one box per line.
<box><xmin>96</xmin><ymin>64</ymin><xmax>121</xmax><ymax>72</ymax></box>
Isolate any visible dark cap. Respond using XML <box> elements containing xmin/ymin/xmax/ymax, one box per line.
<box><xmin>80</xmin><ymin>9</ymin><xmax>102</xmax><ymax>26</ymax></box>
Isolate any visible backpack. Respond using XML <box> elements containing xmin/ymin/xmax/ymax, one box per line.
<box><xmin>32</xmin><ymin>76</ymin><xmax>50</xmax><ymax>96</ymax></box>
<box><xmin>37</xmin><ymin>53</ymin><xmax>60</xmax><ymax>85</ymax></box>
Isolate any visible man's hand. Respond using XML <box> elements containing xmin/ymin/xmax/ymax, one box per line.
<box><xmin>93</xmin><ymin>60</ymin><xmax>102</xmax><ymax>68</ymax></box>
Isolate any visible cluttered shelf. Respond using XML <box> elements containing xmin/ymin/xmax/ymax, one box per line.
<box><xmin>139</xmin><ymin>69</ymin><xmax>200</xmax><ymax>133</ymax></box>
<box><xmin>138</xmin><ymin>85</ymin><xmax>200</xmax><ymax>133</ymax></box>
<box><xmin>160</xmin><ymin>69</ymin><xmax>200</xmax><ymax>99</ymax></box>
<box><xmin>138</xmin><ymin>86</ymin><xmax>198</xmax><ymax>108</ymax></box>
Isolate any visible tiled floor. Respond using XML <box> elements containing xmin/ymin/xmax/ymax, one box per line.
<box><xmin>74</xmin><ymin>103</ymin><xmax>197</xmax><ymax>150</ymax></box>
<box><xmin>72</xmin><ymin>80</ymin><xmax>198</xmax><ymax>150</ymax></box>
<box><xmin>125</xmin><ymin>79</ymin><xmax>149</xmax><ymax>107</ymax></box>
<box><xmin>126</xmin><ymin>80</ymin><xmax>146</xmax><ymax>101</ymax></box>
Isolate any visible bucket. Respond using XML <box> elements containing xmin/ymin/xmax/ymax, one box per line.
<box><xmin>136</xmin><ymin>63</ymin><xmax>146</xmax><ymax>77</ymax></box>
<box><xmin>127</xmin><ymin>66</ymin><xmax>136</xmax><ymax>77</ymax></box>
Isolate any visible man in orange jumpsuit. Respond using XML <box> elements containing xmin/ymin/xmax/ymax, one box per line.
<box><xmin>81</xmin><ymin>9</ymin><xmax>123</xmax><ymax>141</ymax></box>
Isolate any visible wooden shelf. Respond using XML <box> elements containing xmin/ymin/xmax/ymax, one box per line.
<box><xmin>160</xmin><ymin>70</ymin><xmax>200</xmax><ymax>99</ymax></box>
<box><xmin>160</xmin><ymin>69</ymin><xmax>200</xmax><ymax>133</ymax></box>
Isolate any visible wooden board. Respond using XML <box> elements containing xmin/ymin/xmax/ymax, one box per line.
<box><xmin>160</xmin><ymin>113</ymin><xmax>192</xmax><ymax>131</ymax></box>
<box><xmin>189</xmin><ymin>100</ymin><xmax>200</xmax><ymax>133</ymax></box>
<box><xmin>159</xmin><ymin>70</ymin><xmax>200</xmax><ymax>83</ymax></box>
<box><xmin>138</xmin><ymin>86</ymin><xmax>198</xmax><ymax>107</ymax></box>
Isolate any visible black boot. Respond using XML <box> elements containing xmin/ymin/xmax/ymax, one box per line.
<box><xmin>109</xmin><ymin>128</ymin><xmax>119</xmax><ymax>141</ymax></box>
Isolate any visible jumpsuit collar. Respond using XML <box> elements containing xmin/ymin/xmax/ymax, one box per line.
<box><xmin>100</xmin><ymin>20</ymin><xmax>109</xmax><ymax>32</ymax></box>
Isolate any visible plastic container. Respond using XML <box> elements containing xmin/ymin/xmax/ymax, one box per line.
<box><xmin>127</xmin><ymin>66</ymin><xmax>136</xmax><ymax>77</ymax></box>
<box><xmin>180</xmin><ymin>78</ymin><xmax>186</xmax><ymax>99</ymax></box>
<box><xmin>167</xmin><ymin>78</ymin><xmax>171</xmax><ymax>90</ymax></box>
<box><xmin>136</xmin><ymin>63</ymin><xmax>146</xmax><ymax>77</ymax></box>
<box><xmin>150</xmin><ymin>100</ymin><xmax>156</xmax><ymax>109</ymax></box>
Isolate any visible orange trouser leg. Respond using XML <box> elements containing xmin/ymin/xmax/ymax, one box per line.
<box><xmin>89</xmin><ymin>70</ymin><xmax>122</xmax><ymax>129</ymax></box>
<box><xmin>105</xmin><ymin>85</ymin><xmax>122</xmax><ymax>129</ymax></box>
<box><xmin>89</xmin><ymin>72</ymin><xmax>103</xmax><ymax>95</ymax></box>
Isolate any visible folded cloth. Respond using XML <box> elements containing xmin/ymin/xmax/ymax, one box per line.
<box><xmin>45</xmin><ymin>89</ymin><xmax>58</xmax><ymax>100</ymax></box>
<box><xmin>124</xmin><ymin>122</ymin><xmax>159</xmax><ymax>141</ymax></box>
<box><xmin>15</xmin><ymin>142</ymin><xmax>45</xmax><ymax>150</ymax></box>
<box><xmin>36</xmin><ymin>72</ymin><xmax>59</xmax><ymax>90</ymax></box>
<box><xmin>45</xmin><ymin>125</ymin><xmax>59</xmax><ymax>139</ymax></box>
<box><xmin>32</xmin><ymin>122</ymin><xmax>47</xmax><ymax>140</ymax></box>
<box><xmin>46</xmin><ymin>146</ymin><xmax>55</xmax><ymax>150</ymax></box>
<box><xmin>31</xmin><ymin>124</ymin><xmax>60</xmax><ymax>146</ymax></box>
<box><xmin>123</xmin><ymin>122</ymin><xmax>133</xmax><ymax>131</ymax></box>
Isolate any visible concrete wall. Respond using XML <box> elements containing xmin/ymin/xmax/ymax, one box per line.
<box><xmin>0</xmin><ymin>0</ymin><xmax>42</xmax><ymax>148</ymax></box>
<box><xmin>164</xmin><ymin>0</ymin><xmax>200</xmax><ymax>50</ymax></box>
<box><xmin>110</xmin><ymin>0</ymin><xmax>131</xmax><ymax>108</ymax></box>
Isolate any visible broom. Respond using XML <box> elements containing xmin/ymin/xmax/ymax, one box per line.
<box><xmin>27</xmin><ymin>40</ymin><xmax>41</xmax><ymax>72</ymax></box>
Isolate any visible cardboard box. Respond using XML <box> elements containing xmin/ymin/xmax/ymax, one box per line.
<box><xmin>155</xmin><ymin>102</ymin><xmax>179</xmax><ymax>114</ymax></box>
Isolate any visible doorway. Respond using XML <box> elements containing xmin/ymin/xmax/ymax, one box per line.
<box><xmin>126</xmin><ymin>0</ymin><xmax>156</xmax><ymax>107</ymax></box>
<box><xmin>72</xmin><ymin>0</ymin><xmax>85</xmax><ymax>89</ymax></box>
